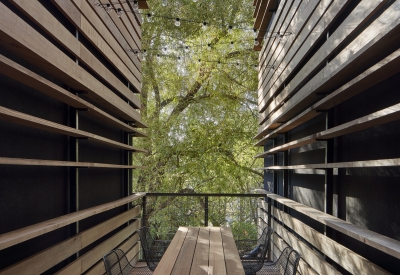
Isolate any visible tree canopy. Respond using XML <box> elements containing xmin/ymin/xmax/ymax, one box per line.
<box><xmin>132</xmin><ymin>0</ymin><xmax>263</xmax><ymax>194</ymax></box>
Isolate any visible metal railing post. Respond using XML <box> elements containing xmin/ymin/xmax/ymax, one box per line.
<box><xmin>204</xmin><ymin>196</ymin><xmax>209</xmax><ymax>226</ymax></box>
<box><xmin>142</xmin><ymin>195</ymin><xmax>147</xmax><ymax>227</ymax></box>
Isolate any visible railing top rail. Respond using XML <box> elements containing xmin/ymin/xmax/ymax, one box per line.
<box><xmin>254</xmin><ymin>189</ymin><xmax>400</xmax><ymax>260</ymax></box>
<box><xmin>145</xmin><ymin>192</ymin><xmax>265</xmax><ymax>197</ymax></box>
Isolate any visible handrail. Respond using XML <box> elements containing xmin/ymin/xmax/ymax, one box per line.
<box><xmin>254</xmin><ymin>189</ymin><xmax>400</xmax><ymax>260</ymax></box>
<box><xmin>146</xmin><ymin>193</ymin><xmax>263</xmax><ymax>197</ymax></box>
<box><xmin>0</xmin><ymin>192</ymin><xmax>145</xmax><ymax>250</ymax></box>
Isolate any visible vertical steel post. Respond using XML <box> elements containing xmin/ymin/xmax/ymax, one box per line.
<box><xmin>204</xmin><ymin>196</ymin><xmax>209</xmax><ymax>226</ymax></box>
<box><xmin>142</xmin><ymin>196</ymin><xmax>147</xmax><ymax>227</ymax></box>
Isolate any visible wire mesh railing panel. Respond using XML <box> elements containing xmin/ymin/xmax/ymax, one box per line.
<box><xmin>142</xmin><ymin>194</ymin><xmax>261</xmax><ymax>241</ymax></box>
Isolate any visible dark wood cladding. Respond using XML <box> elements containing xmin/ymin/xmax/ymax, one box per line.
<box><xmin>0</xmin><ymin>0</ymin><xmax>148</xmax><ymax>274</ymax></box>
<box><xmin>255</xmin><ymin>0</ymin><xmax>400</xmax><ymax>274</ymax></box>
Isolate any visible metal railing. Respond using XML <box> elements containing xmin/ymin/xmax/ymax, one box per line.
<box><xmin>141</xmin><ymin>193</ymin><xmax>264</xmax><ymax>241</ymax></box>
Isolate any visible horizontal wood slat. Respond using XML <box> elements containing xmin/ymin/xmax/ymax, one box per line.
<box><xmin>271</xmin><ymin>206</ymin><xmax>389</xmax><ymax>275</ymax></box>
<box><xmin>255</xmin><ymin>189</ymin><xmax>400</xmax><ymax>259</ymax></box>
<box><xmin>255</xmin><ymin>47</ymin><xmax>400</xmax><ymax>140</ymax></box>
<box><xmin>258</xmin><ymin>0</ymin><xmax>339</xmax><ymax>107</ymax></box>
<box><xmin>0</xmin><ymin>53</ymin><xmax>147</xmax><ymax>132</ymax></box>
<box><xmin>259</xmin><ymin>0</ymin><xmax>380</xmax><ymax>116</ymax></box>
<box><xmin>0</xmin><ymin>157</ymin><xmax>146</xmax><ymax>169</ymax></box>
<box><xmin>74</xmin><ymin>0</ymin><xmax>141</xmax><ymax>71</ymax></box>
<box><xmin>271</xmin><ymin>214</ymin><xmax>341</xmax><ymax>275</ymax></box>
<box><xmin>256</xmin><ymin>103</ymin><xmax>400</xmax><ymax>157</ymax></box>
<box><xmin>258</xmin><ymin>0</ymin><xmax>400</xmax><ymax>133</ymax></box>
<box><xmin>55</xmin><ymin>220</ymin><xmax>140</xmax><ymax>274</ymax></box>
<box><xmin>85</xmin><ymin>236</ymin><xmax>140</xmax><ymax>275</ymax></box>
<box><xmin>8</xmin><ymin>0</ymin><xmax>140</xmax><ymax>108</ymax></box>
<box><xmin>0</xmin><ymin>2</ymin><xmax>141</xmax><ymax>123</ymax></box>
<box><xmin>257</xmin><ymin>158</ymin><xmax>400</xmax><ymax>170</ymax></box>
<box><xmin>0</xmin><ymin>106</ymin><xmax>147</xmax><ymax>152</ymax></box>
<box><xmin>0</xmin><ymin>192</ymin><xmax>145</xmax><ymax>250</ymax></box>
<box><xmin>0</xmin><ymin>207</ymin><xmax>141</xmax><ymax>275</ymax></box>
<box><xmin>85</xmin><ymin>0</ymin><xmax>141</xmax><ymax>59</ymax></box>
<box><xmin>271</xmin><ymin>232</ymin><xmax>319</xmax><ymax>275</ymax></box>
<box><xmin>52</xmin><ymin>0</ymin><xmax>142</xmax><ymax>93</ymax></box>
<box><xmin>257</xmin><ymin>0</ymin><xmax>302</xmax><ymax>68</ymax></box>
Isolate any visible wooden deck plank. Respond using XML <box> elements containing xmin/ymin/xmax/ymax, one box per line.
<box><xmin>171</xmin><ymin>227</ymin><xmax>199</xmax><ymax>275</ymax></box>
<box><xmin>0</xmin><ymin>192</ymin><xmax>145</xmax><ymax>250</ymax></box>
<box><xmin>189</xmin><ymin>227</ymin><xmax>210</xmax><ymax>275</ymax></box>
<box><xmin>153</xmin><ymin>227</ymin><xmax>189</xmax><ymax>275</ymax></box>
<box><xmin>209</xmin><ymin>227</ymin><xmax>227</xmax><ymax>275</ymax></box>
<box><xmin>255</xmin><ymin>189</ymin><xmax>400</xmax><ymax>260</ymax></box>
<box><xmin>221</xmin><ymin>227</ymin><xmax>245</xmax><ymax>275</ymax></box>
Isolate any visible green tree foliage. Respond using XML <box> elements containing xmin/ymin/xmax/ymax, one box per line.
<box><xmin>133</xmin><ymin>0</ymin><xmax>263</xmax><ymax>195</ymax></box>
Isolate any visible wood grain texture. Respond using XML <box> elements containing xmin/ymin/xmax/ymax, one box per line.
<box><xmin>55</xmin><ymin>221</ymin><xmax>139</xmax><ymax>274</ymax></box>
<box><xmin>271</xmin><ymin>216</ymin><xmax>341</xmax><ymax>275</ymax></box>
<box><xmin>75</xmin><ymin>0</ymin><xmax>141</xmax><ymax>71</ymax></box>
<box><xmin>85</xmin><ymin>236</ymin><xmax>140</xmax><ymax>275</ymax></box>
<box><xmin>255</xmin><ymin>47</ymin><xmax>400</xmax><ymax>140</ymax></box>
<box><xmin>258</xmin><ymin>158</ymin><xmax>400</xmax><ymax>169</ymax></box>
<box><xmin>0</xmin><ymin>157</ymin><xmax>146</xmax><ymax>169</ymax></box>
<box><xmin>255</xmin><ymin>189</ymin><xmax>400</xmax><ymax>259</ymax></box>
<box><xmin>259</xmin><ymin>0</ymin><xmax>386</xmax><ymax>121</ymax></box>
<box><xmin>258</xmin><ymin>0</ymin><xmax>334</xmax><ymax>104</ymax></box>
<box><xmin>221</xmin><ymin>227</ymin><xmax>245</xmax><ymax>275</ymax></box>
<box><xmin>272</xmin><ymin>207</ymin><xmax>390</xmax><ymax>275</ymax></box>
<box><xmin>0</xmin><ymin>53</ymin><xmax>147</xmax><ymax>131</ymax></box>
<box><xmin>171</xmin><ymin>227</ymin><xmax>199</xmax><ymax>275</ymax></box>
<box><xmin>52</xmin><ymin>0</ymin><xmax>142</xmax><ymax>93</ymax></box>
<box><xmin>0</xmin><ymin>106</ymin><xmax>147</xmax><ymax>152</ymax></box>
<box><xmin>189</xmin><ymin>227</ymin><xmax>210</xmax><ymax>275</ymax></box>
<box><xmin>255</xmin><ymin>103</ymin><xmax>400</xmax><ymax>157</ymax></box>
<box><xmin>0</xmin><ymin>2</ymin><xmax>141</xmax><ymax>122</ymax></box>
<box><xmin>209</xmin><ymin>227</ymin><xmax>227</xmax><ymax>275</ymax></box>
<box><xmin>259</xmin><ymin>0</ymin><xmax>400</xmax><ymax>132</ymax></box>
<box><xmin>153</xmin><ymin>227</ymin><xmax>189</xmax><ymax>275</ymax></box>
<box><xmin>0</xmin><ymin>192</ymin><xmax>145</xmax><ymax>250</ymax></box>
<box><xmin>0</xmin><ymin>207</ymin><xmax>140</xmax><ymax>275</ymax></box>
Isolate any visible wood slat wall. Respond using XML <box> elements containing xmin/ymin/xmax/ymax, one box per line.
<box><xmin>257</xmin><ymin>198</ymin><xmax>391</xmax><ymax>275</ymax></box>
<box><xmin>0</xmin><ymin>0</ymin><xmax>148</xmax><ymax>273</ymax></box>
<box><xmin>255</xmin><ymin>0</ymin><xmax>400</xmax><ymax>273</ymax></box>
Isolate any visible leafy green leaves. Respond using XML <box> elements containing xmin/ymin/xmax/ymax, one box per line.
<box><xmin>133</xmin><ymin>0</ymin><xmax>263</xmax><ymax>194</ymax></box>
